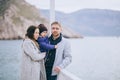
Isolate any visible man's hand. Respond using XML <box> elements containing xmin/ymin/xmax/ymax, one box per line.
<box><xmin>54</xmin><ymin>66</ymin><xmax>61</xmax><ymax>73</ymax></box>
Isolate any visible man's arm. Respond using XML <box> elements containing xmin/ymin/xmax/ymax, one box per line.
<box><xmin>59</xmin><ymin>41</ymin><xmax>72</xmax><ymax>69</ymax></box>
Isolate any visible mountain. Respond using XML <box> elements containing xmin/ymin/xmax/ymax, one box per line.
<box><xmin>0</xmin><ymin>0</ymin><xmax>80</xmax><ymax>40</ymax></box>
<box><xmin>0</xmin><ymin>0</ymin><xmax>48</xmax><ymax>39</ymax></box>
<box><xmin>40</xmin><ymin>9</ymin><xmax>120</xmax><ymax>36</ymax></box>
<box><xmin>39</xmin><ymin>10</ymin><xmax>81</xmax><ymax>38</ymax></box>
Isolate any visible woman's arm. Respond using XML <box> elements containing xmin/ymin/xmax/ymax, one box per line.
<box><xmin>22</xmin><ymin>40</ymin><xmax>46</xmax><ymax>61</ymax></box>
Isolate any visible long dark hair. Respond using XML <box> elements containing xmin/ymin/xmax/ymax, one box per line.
<box><xmin>25</xmin><ymin>25</ymin><xmax>39</xmax><ymax>48</ymax></box>
<box><xmin>26</xmin><ymin>25</ymin><xmax>37</xmax><ymax>40</ymax></box>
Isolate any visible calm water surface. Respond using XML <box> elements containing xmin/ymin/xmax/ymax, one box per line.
<box><xmin>0</xmin><ymin>37</ymin><xmax>120</xmax><ymax>80</ymax></box>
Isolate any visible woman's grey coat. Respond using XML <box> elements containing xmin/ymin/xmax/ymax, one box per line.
<box><xmin>21</xmin><ymin>38</ymin><xmax>46</xmax><ymax>80</ymax></box>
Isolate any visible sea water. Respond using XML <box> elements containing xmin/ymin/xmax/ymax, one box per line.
<box><xmin>0</xmin><ymin>37</ymin><xmax>120</xmax><ymax>80</ymax></box>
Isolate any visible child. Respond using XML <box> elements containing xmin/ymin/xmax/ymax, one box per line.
<box><xmin>37</xmin><ymin>24</ymin><xmax>57</xmax><ymax>52</ymax></box>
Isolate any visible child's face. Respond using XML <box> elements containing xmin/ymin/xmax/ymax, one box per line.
<box><xmin>40</xmin><ymin>31</ymin><xmax>47</xmax><ymax>37</ymax></box>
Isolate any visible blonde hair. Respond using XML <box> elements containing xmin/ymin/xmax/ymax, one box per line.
<box><xmin>51</xmin><ymin>21</ymin><xmax>61</xmax><ymax>27</ymax></box>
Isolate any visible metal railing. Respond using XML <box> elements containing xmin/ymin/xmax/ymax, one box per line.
<box><xmin>57</xmin><ymin>69</ymin><xmax>81</xmax><ymax>80</ymax></box>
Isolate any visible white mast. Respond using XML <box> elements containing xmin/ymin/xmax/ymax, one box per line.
<box><xmin>49</xmin><ymin>0</ymin><xmax>55</xmax><ymax>35</ymax></box>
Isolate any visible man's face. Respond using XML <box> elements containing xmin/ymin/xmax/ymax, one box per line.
<box><xmin>51</xmin><ymin>24</ymin><xmax>62</xmax><ymax>37</ymax></box>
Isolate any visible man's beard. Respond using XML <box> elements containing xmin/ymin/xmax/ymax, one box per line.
<box><xmin>52</xmin><ymin>32</ymin><xmax>60</xmax><ymax>38</ymax></box>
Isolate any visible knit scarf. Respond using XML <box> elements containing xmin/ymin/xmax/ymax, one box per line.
<box><xmin>49</xmin><ymin>33</ymin><xmax>62</xmax><ymax>45</ymax></box>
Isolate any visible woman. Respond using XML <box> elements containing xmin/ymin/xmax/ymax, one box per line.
<box><xmin>21</xmin><ymin>25</ymin><xmax>46</xmax><ymax>80</ymax></box>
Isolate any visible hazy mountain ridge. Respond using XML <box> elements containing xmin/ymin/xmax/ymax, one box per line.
<box><xmin>40</xmin><ymin>9</ymin><xmax>120</xmax><ymax>36</ymax></box>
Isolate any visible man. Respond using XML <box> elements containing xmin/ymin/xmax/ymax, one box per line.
<box><xmin>45</xmin><ymin>21</ymin><xmax>72</xmax><ymax>80</ymax></box>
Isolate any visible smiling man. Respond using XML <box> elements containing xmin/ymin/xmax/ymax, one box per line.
<box><xmin>45</xmin><ymin>21</ymin><xmax>72</xmax><ymax>80</ymax></box>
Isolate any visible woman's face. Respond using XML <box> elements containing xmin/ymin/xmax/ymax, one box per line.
<box><xmin>33</xmin><ymin>28</ymin><xmax>39</xmax><ymax>40</ymax></box>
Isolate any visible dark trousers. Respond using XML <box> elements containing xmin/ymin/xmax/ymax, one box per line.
<box><xmin>46</xmin><ymin>66</ymin><xmax>57</xmax><ymax>80</ymax></box>
<box><xmin>46</xmin><ymin>74</ymin><xmax>57</xmax><ymax>80</ymax></box>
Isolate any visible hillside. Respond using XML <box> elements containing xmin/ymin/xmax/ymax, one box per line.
<box><xmin>0</xmin><ymin>0</ymin><xmax>80</xmax><ymax>40</ymax></box>
<box><xmin>0</xmin><ymin>0</ymin><xmax>48</xmax><ymax>39</ymax></box>
<box><xmin>40</xmin><ymin>9</ymin><xmax>120</xmax><ymax>36</ymax></box>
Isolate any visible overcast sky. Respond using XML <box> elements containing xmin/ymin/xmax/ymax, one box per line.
<box><xmin>26</xmin><ymin>0</ymin><xmax>120</xmax><ymax>13</ymax></box>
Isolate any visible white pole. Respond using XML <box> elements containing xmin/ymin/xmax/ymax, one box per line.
<box><xmin>49</xmin><ymin>0</ymin><xmax>55</xmax><ymax>35</ymax></box>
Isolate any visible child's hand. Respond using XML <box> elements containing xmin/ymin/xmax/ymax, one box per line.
<box><xmin>55</xmin><ymin>45</ymin><xmax>58</xmax><ymax>49</ymax></box>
